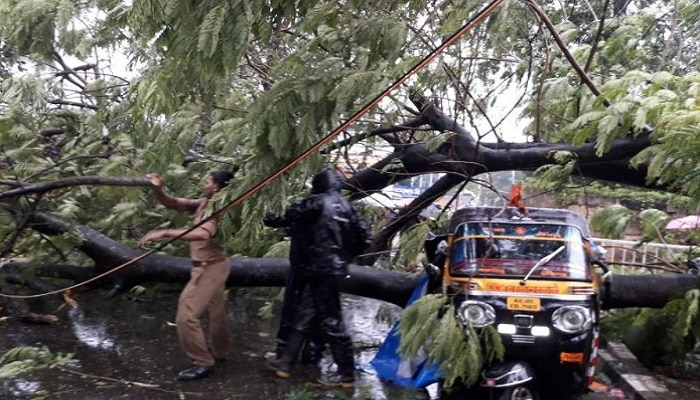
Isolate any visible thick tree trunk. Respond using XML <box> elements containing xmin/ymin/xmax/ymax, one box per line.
<box><xmin>600</xmin><ymin>273</ymin><xmax>700</xmax><ymax>309</ymax></box>
<box><xmin>3</xmin><ymin>210</ymin><xmax>695</xmax><ymax>309</ymax></box>
<box><xmin>5</xmin><ymin>257</ymin><xmax>698</xmax><ymax>309</ymax></box>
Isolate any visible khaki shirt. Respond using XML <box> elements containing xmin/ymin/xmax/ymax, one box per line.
<box><xmin>187</xmin><ymin>197</ymin><xmax>227</xmax><ymax>262</ymax></box>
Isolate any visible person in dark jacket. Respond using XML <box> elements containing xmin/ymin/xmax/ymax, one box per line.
<box><xmin>263</xmin><ymin>214</ymin><xmax>324</xmax><ymax>364</ymax></box>
<box><xmin>264</xmin><ymin>166</ymin><xmax>371</xmax><ymax>387</ymax></box>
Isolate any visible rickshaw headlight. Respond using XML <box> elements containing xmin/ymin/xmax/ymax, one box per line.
<box><xmin>552</xmin><ymin>306</ymin><xmax>591</xmax><ymax>333</ymax></box>
<box><xmin>457</xmin><ymin>301</ymin><xmax>496</xmax><ymax>327</ymax></box>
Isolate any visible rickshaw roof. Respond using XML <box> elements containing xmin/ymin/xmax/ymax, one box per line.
<box><xmin>448</xmin><ymin>206</ymin><xmax>591</xmax><ymax>238</ymax></box>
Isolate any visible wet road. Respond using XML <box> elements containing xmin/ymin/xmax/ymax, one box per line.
<box><xmin>2</xmin><ymin>291</ymin><xmax>432</xmax><ymax>399</ymax></box>
<box><xmin>1</xmin><ymin>290</ymin><xmax>626</xmax><ymax>399</ymax></box>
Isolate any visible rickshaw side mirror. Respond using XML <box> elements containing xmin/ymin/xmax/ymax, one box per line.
<box><xmin>423</xmin><ymin>262</ymin><xmax>444</xmax><ymax>294</ymax></box>
<box><xmin>436</xmin><ymin>239</ymin><xmax>448</xmax><ymax>255</ymax></box>
<box><xmin>424</xmin><ymin>263</ymin><xmax>441</xmax><ymax>279</ymax></box>
<box><xmin>601</xmin><ymin>270</ymin><xmax>613</xmax><ymax>284</ymax></box>
<box><xmin>425</xmin><ymin>240</ymin><xmax>448</xmax><ymax>277</ymax></box>
<box><xmin>592</xmin><ymin>258</ymin><xmax>612</xmax><ymax>283</ymax></box>
<box><xmin>591</xmin><ymin>259</ymin><xmax>608</xmax><ymax>272</ymax></box>
<box><xmin>424</xmin><ymin>234</ymin><xmax>449</xmax><ymax>265</ymax></box>
<box><xmin>424</xmin><ymin>238</ymin><xmax>448</xmax><ymax>293</ymax></box>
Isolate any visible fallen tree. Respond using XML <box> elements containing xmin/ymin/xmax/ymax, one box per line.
<box><xmin>0</xmin><ymin>96</ymin><xmax>694</xmax><ymax>313</ymax></box>
<box><xmin>2</xmin><ymin>211</ymin><xmax>697</xmax><ymax>309</ymax></box>
<box><xmin>4</xmin><ymin>254</ymin><xmax>699</xmax><ymax>310</ymax></box>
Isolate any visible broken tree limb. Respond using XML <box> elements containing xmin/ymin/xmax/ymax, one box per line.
<box><xmin>0</xmin><ymin>176</ymin><xmax>152</xmax><ymax>200</ymax></box>
<box><xmin>4</xmin><ymin>256</ymin><xmax>699</xmax><ymax>309</ymax></box>
<box><xmin>8</xmin><ymin>204</ymin><xmax>700</xmax><ymax>310</ymax></box>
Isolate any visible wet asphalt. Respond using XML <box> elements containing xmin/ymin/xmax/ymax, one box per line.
<box><xmin>0</xmin><ymin>290</ymin><xmax>686</xmax><ymax>400</ymax></box>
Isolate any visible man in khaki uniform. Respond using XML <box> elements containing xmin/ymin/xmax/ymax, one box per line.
<box><xmin>139</xmin><ymin>170</ymin><xmax>234</xmax><ymax>381</ymax></box>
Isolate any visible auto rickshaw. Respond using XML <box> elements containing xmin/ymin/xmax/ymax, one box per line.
<box><xmin>424</xmin><ymin>206</ymin><xmax>610</xmax><ymax>400</ymax></box>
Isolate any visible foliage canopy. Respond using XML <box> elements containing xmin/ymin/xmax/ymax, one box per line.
<box><xmin>0</xmin><ymin>0</ymin><xmax>698</xmax><ymax>266</ymax></box>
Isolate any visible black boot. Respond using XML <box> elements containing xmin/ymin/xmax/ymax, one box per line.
<box><xmin>177</xmin><ymin>365</ymin><xmax>213</xmax><ymax>381</ymax></box>
<box><xmin>301</xmin><ymin>339</ymin><xmax>323</xmax><ymax>364</ymax></box>
<box><xmin>318</xmin><ymin>340</ymin><xmax>355</xmax><ymax>389</ymax></box>
<box><xmin>328</xmin><ymin>339</ymin><xmax>356</xmax><ymax>382</ymax></box>
<box><xmin>265</xmin><ymin>331</ymin><xmax>306</xmax><ymax>379</ymax></box>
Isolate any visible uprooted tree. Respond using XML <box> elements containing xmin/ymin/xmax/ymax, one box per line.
<box><xmin>1</xmin><ymin>0</ymin><xmax>700</xmax><ymax>314</ymax></box>
<box><xmin>1</xmin><ymin>96</ymin><xmax>698</xmax><ymax>311</ymax></box>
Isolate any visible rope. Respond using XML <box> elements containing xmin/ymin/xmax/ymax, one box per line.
<box><xmin>0</xmin><ymin>0</ymin><xmax>508</xmax><ymax>299</ymax></box>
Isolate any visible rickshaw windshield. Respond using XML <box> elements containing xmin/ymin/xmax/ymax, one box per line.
<box><xmin>449</xmin><ymin>222</ymin><xmax>591</xmax><ymax>281</ymax></box>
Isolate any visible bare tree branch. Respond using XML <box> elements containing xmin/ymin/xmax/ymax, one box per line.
<box><xmin>524</xmin><ymin>0</ymin><xmax>609</xmax><ymax>106</ymax></box>
<box><xmin>49</xmin><ymin>99</ymin><xmax>99</xmax><ymax>110</ymax></box>
<box><xmin>0</xmin><ymin>176</ymin><xmax>152</xmax><ymax>200</ymax></box>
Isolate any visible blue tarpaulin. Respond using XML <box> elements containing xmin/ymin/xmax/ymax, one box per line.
<box><xmin>370</xmin><ymin>275</ymin><xmax>442</xmax><ymax>388</ymax></box>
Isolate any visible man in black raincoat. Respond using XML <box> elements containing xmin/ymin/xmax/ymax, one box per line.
<box><xmin>263</xmin><ymin>166</ymin><xmax>371</xmax><ymax>387</ymax></box>
<box><xmin>262</xmin><ymin>215</ymin><xmax>324</xmax><ymax>364</ymax></box>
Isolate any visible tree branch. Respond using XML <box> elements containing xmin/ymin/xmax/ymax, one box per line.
<box><xmin>49</xmin><ymin>99</ymin><xmax>99</xmax><ymax>110</ymax></box>
<box><xmin>0</xmin><ymin>195</ymin><xmax>43</xmax><ymax>257</ymax></box>
<box><xmin>323</xmin><ymin>117</ymin><xmax>429</xmax><ymax>152</ymax></box>
<box><xmin>362</xmin><ymin>173</ymin><xmax>465</xmax><ymax>264</ymax></box>
<box><xmin>584</xmin><ymin>0</ymin><xmax>611</xmax><ymax>73</ymax></box>
<box><xmin>524</xmin><ymin>0</ymin><xmax>610</xmax><ymax>106</ymax></box>
<box><xmin>0</xmin><ymin>176</ymin><xmax>152</xmax><ymax>200</ymax></box>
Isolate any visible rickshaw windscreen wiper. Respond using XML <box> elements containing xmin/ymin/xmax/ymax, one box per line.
<box><xmin>520</xmin><ymin>245</ymin><xmax>565</xmax><ymax>285</ymax></box>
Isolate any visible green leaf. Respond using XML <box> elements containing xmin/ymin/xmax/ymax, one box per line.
<box><xmin>198</xmin><ymin>4</ymin><xmax>228</xmax><ymax>57</ymax></box>
<box><xmin>638</xmin><ymin>208</ymin><xmax>669</xmax><ymax>242</ymax></box>
<box><xmin>397</xmin><ymin>296</ymin><xmax>503</xmax><ymax>389</ymax></box>
<box><xmin>590</xmin><ymin>205</ymin><xmax>635</xmax><ymax>239</ymax></box>
<box><xmin>397</xmin><ymin>221</ymin><xmax>432</xmax><ymax>267</ymax></box>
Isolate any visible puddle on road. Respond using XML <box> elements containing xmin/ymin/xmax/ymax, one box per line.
<box><xmin>68</xmin><ymin>307</ymin><xmax>116</xmax><ymax>350</ymax></box>
<box><xmin>1</xmin><ymin>289</ymin><xmax>427</xmax><ymax>400</ymax></box>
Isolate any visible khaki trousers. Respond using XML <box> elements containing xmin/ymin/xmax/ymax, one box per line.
<box><xmin>176</xmin><ymin>262</ymin><xmax>231</xmax><ymax>367</ymax></box>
